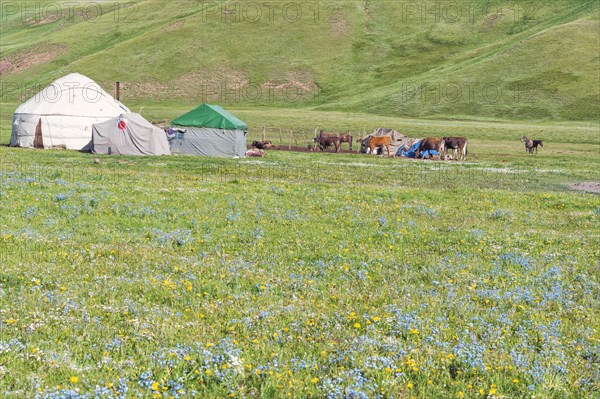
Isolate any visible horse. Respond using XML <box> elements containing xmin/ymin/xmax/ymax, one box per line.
<box><xmin>521</xmin><ymin>136</ymin><xmax>542</xmax><ymax>154</ymax></box>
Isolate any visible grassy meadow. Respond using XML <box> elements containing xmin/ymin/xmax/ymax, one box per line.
<box><xmin>1</xmin><ymin>113</ymin><xmax>599</xmax><ymax>398</ymax></box>
<box><xmin>1</xmin><ymin>1</ymin><xmax>599</xmax><ymax>120</ymax></box>
<box><xmin>1</xmin><ymin>0</ymin><xmax>600</xmax><ymax>398</ymax></box>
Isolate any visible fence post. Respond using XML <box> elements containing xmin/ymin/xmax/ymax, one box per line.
<box><xmin>262</xmin><ymin>127</ymin><xmax>266</xmax><ymax>141</ymax></box>
<box><xmin>348</xmin><ymin>129</ymin><xmax>353</xmax><ymax>151</ymax></box>
<box><xmin>279</xmin><ymin>128</ymin><xmax>283</xmax><ymax>145</ymax></box>
<box><xmin>288</xmin><ymin>130</ymin><xmax>292</xmax><ymax>150</ymax></box>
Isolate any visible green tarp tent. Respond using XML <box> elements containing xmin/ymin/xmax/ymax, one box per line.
<box><xmin>172</xmin><ymin>104</ymin><xmax>248</xmax><ymax>130</ymax></box>
<box><xmin>170</xmin><ymin>104</ymin><xmax>247</xmax><ymax>158</ymax></box>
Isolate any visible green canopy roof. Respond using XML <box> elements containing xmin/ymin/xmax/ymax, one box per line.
<box><xmin>171</xmin><ymin>103</ymin><xmax>247</xmax><ymax>130</ymax></box>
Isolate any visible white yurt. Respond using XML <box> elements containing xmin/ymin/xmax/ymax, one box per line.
<box><xmin>10</xmin><ymin>73</ymin><xmax>130</xmax><ymax>150</ymax></box>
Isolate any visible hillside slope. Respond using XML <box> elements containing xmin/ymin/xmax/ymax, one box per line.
<box><xmin>1</xmin><ymin>0</ymin><xmax>598</xmax><ymax>121</ymax></box>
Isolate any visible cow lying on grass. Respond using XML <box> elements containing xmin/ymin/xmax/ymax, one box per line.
<box><xmin>252</xmin><ymin>140</ymin><xmax>278</xmax><ymax>150</ymax></box>
<box><xmin>246</xmin><ymin>148</ymin><xmax>266</xmax><ymax>157</ymax></box>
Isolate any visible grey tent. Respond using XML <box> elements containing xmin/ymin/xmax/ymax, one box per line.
<box><xmin>169</xmin><ymin>104</ymin><xmax>247</xmax><ymax>158</ymax></box>
<box><xmin>92</xmin><ymin>113</ymin><xmax>170</xmax><ymax>156</ymax></box>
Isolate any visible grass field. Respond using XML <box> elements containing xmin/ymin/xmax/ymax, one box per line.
<box><xmin>1</xmin><ymin>0</ymin><xmax>599</xmax><ymax>120</ymax></box>
<box><xmin>1</xmin><ymin>114</ymin><xmax>599</xmax><ymax>398</ymax></box>
<box><xmin>1</xmin><ymin>0</ymin><xmax>600</xmax><ymax>397</ymax></box>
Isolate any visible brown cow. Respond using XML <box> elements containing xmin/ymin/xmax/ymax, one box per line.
<box><xmin>252</xmin><ymin>140</ymin><xmax>277</xmax><ymax>150</ymax></box>
<box><xmin>359</xmin><ymin>136</ymin><xmax>392</xmax><ymax>156</ymax></box>
<box><xmin>338</xmin><ymin>131</ymin><xmax>353</xmax><ymax>151</ymax></box>
<box><xmin>314</xmin><ymin>132</ymin><xmax>341</xmax><ymax>152</ymax></box>
<box><xmin>414</xmin><ymin>138</ymin><xmax>445</xmax><ymax>159</ymax></box>
<box><xmin>443</xmin><ymin>137</ymin><xmax>468</xmax><ymax>161</ymax></box>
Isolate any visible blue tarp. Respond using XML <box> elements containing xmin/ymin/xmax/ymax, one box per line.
<box><xmin>396</xmin><ymin>140</ymin><xmax>439</xmax><ymax>158</ymax></box>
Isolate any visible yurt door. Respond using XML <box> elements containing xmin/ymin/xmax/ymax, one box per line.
<box><xmin>34</xmin><ymin>118</ymin><xmax>44</xmax><ymax>149</ymax></box>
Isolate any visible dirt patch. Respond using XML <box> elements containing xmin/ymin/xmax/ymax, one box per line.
<box><xmin>0</xmin><ymin>45</ymin><xmax>64</xmax><ymax>76</ymax></box>
<box><xmin>26</xmin><ymin>13</ymin><xmax>61</xmax><ymax>25</ymax></box>
<box><xmin>261</xmin><ymin>80</ymin><xmax>317</xmax><ymax>93</ymax></box>
<box><xmin>331</xmin><ymin>18</ymin><xmax>348</xmax><ymax>35</ymax></box>
<box><xmin>568</xmin><ymin>182</ymin><xmax>600</xmax><ymax>194</ymax></box>
<box><xmin>120</xmin><ymin>68</ymin><xmax>318</xmax><ymax>101</ymax></box>
<box><xmin>168</xmin><ymin>20</ymin><xmax>184</xmax><ymax>31</ymax></box>
<box><xmin>0</xmin><ymin>61</ymin><xmax>12</xmax><ymax>75</ymax></box>
<box><xmin>249</xmin><ymin>145</ymin><xmax>357</xmax><ymax>154</ymax></box>
<box><xmin>483</xmin><ymin>14</ymin><xmax>502</xmax><ymax>28</ymax></box>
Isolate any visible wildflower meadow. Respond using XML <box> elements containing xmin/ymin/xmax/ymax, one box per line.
<box><xmin>1</xmin><ymin>146</ymin><xmax>598</xmax><ymax>399</ymax></box>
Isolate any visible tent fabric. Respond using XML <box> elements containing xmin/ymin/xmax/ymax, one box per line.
<box><xmin>11</xmin><ymin>73</ymin><xmax>130</xmax><ymax>150</ymax></box>
<box><xmin>171</xmin><ymin>103</ymin><xmax>247</xmax><ymax>130</ymax></box>
<box><xmin>170</xmin><ymin>104</ymin><xmax>248</xmax><ymax>158</ymax></box>
<box><xmin>169</xmin><ymin>127</ymin><xmax>246</xmax><ymax>158</ymax></box>
<box><xmin>362</xmin><ymin>127</ymin><xmax>411</xmax><ymax>155</ymax></box>
<box><xmin>395</xmin><ymin>139</ymin><xmax>440</xmax><ymax>158</ymax></box>
<box><xmin>396</xmin><ymin>140</ymin><xmax>422</xmax><ymax>158</ymax></box>
<box><xmin>91</xmin><ymin>113</ymin><xmax>170</xmax><ymax>156</ymax></box>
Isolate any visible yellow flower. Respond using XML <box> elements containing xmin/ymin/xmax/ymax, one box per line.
<box><xmin>354</xmin><ymin>323</ymin><xmax>361</xmax><ymax>329</ymax></box>
<box><xmin>70</xmin><ymin>376</ymin><xmax>79</xmax><ymax>383</ymax></box>
<box><xmin>311</xmin><ymin>377</ymin><xmax>319</xmax><ymax>383</ymax></box>
<box><xmin>407</xmin><ymin>382</ymin><xmax>413</xmax><ymax>389</ymax></box>
<box><xmin>151</xmin><ymin>382</ymin><xmax>159</xmax><ymax>391</ymax></box>
<box><xmin>457</xmin><ymin>392</ymin><xmax>464</xmax><ymax>398</ymax></box>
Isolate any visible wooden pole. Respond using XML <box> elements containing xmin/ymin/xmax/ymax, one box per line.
<box><xmin>288</xmin><ymin>130</ymin><xmax>292</xmax><ymax>150</ymax></box>
<box><xmin>348</xmin><ymin>129</ymin><xmax>352</xmax><ymax>151</ymax></box>
<box><xmin>262</xmin><ymin>126</ymin><xmax>266</xmax><ymax>141</ymax></box>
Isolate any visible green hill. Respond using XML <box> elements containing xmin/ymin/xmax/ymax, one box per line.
<box><xmin>1</xmin><ymin>0</ymin><xmax>598</xmax><ymax>121</ymax></box>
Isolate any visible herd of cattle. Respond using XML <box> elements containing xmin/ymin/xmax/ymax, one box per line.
<box><xmin>248</xmin><ymin>132</ymin><xmax>544</xmax><ymax>160</ymax></box>
<box><xmin>311</xmin><ymin>131</ymin><xmax>468</xmax><ymax>161</ymax></box>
